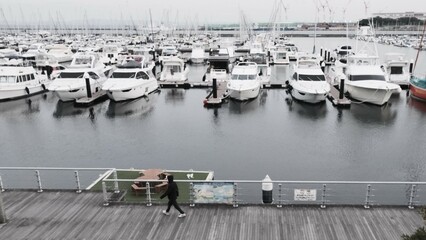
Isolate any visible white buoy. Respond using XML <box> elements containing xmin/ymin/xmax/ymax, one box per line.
<box><xmin>262</xmin><ymin>175</ymin><xmax>273</xmax><ymax>204</ymax></box>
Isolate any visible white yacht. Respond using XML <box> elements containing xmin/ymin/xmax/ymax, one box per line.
<box><xmin>289</xmin><ymin>55</ymin><xmax>330</xmax><ymax>103</ymax></box>
<box><xmin>102</xmin><ymin>58</ymin><xmax>158</xmax><ymax>101</ymax></box>
<box><xmin>272</xmin><ymin>49</ymin><xmax>290</xmax><ymax>65</ymax></box>
<box><xmin>342</xmin><ymin>25</ymin><xmax>401</xmax><ymax>105</ymax></box>
<box><xmin>344</xmin><ymin>55</ymin><xmax>401</xmax><ymax>105</ymax></box>
<box><xmin>227</xmin><ymin>62</ymin><xmax>261</xmax><ymax>101</ymax></box>
<box><xmin>384</xmin><ymin>53</ymin><xmax>411</xmax><ymax>86</ymax></box>
<box><xmin>47</xmin><ymin>53</ymin><xmax>108</xmax><ymax>102</ymax></box>
<box><xmin>158</xmin><ymin>45</ymin><xmax>178</xmax><ymax>64</ymax></box>
<box><xmin>46</xmin><ymin>45</ymin><xmax>73</xmax><ymax>63</ymax></box>
<box><xmin>159</xmin><ymin>57</ymin><xmax>189</xmax><ymax>82</ymax></box>
<box><xmin>100</xmin><ymin>45</ymin><xmax>121</xmax><ymax>65</ymax></box>
<box><xmin>0</xmin><ymin>61</ymin><xmax>50</xmax><ymax>101</ymax></box>
<box><xmin>203</xmin><ymin>50</ymin><xmax>232</xmax><ymax>82</ymax></box>
<box><xmin>246</xmin><ymin>53</ymin><xmax>271</xmax><ymax>84</ymax></box>
<box><xmin>190</xmin><ymin>43</ymin><xmax>205</xmax><ymax>64</ymax></box>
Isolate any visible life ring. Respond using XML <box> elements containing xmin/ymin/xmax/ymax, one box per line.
<box><xmin>25</xmin><ymin>87</ymin><xmax>30</xmax><ymax>95</ymax></box>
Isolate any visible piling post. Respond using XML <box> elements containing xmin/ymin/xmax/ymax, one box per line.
<box><xmin>85</xmin><ymin>78</ymin><xmax>92</xmax><ymax>98</ymax></box>
<box><xmin>35</xmin><ymin>170</ymin><xmax>43</xmax><ymax>193</ymax></box>
<box><xmin>0</xmin><ymin>190</ymin><xmax>6</xmax><ymax>224</ymax></box>
<box><xmin>74</xmin><ymin>171</ymin><xmax>82</xmax><ymax>193</ymax></box>
<box><xmin>327</xmin><ymin>51</ymin><xmax>331</xmax><ymax>62</ymax></box>
<box><xmin>339</xmin><ymin>79</ymin><xmax>345</xmax><ymax>100</ymax></box>
<box><xmin>212</xmin><ymin>78</ymin><xmax>217</xmax><ymax>99</ymax></box>
<box><xmin>320</xmin><ymin>47</ymin><xmax>323</xmax><ymax>58</ymax></box>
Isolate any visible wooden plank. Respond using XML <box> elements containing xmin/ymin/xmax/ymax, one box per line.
<box><xmin>0</xmin><ymin>191</ymin><xmax>424</xmax><ymax>240</ymax></box>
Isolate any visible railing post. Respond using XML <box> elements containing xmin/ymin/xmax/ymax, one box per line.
<box><xmin>146</xmin><ymin>182</ymin><xmax>152</xmax><ymax>207</ymax></box>
<box><xmin>364</xmin><ymin>184</ymin><xmax>372</xmax><ymax>209</ymax></box>
<box><xmin>320</xmin><ymin>184</ymin><xmax>327</xmax><ymax>209</ymax></box>
<box><xmin>113</xmin><ymin>170</ymin><xmax>119</xmax><ymax>193</ymax></box>
<box><xmin>102</xmin><ymin>182</ymin><xmax>109</xmax><ymax>206</ymax></box>
<box><xmin>74</xmin><ymin>171</ymin><xmax>82</xmax><ymax>193</ymax></box>
<box><xmin>189</xmin><ymin>182</ymin><xmax>195</xmax><ymax>207</ymax></box>
<box><xmin>0</xmin><ymin>190</ymin><xmax>6</xmax><ymax>224</ymax></box>
<box><xmin>408</xmin><ymin>184</ymin><xmax>417</xmax><ymax>209</ymax></box>
<box><xmin>233</xmin><ymin>183</ymin><xmax>238</xmax><ymax>208</ymax></box>
<box><xmin>277</xmin><ymin>183</ymin><xmax>283</xmax><ymax>208</ymax></box>
<box><xmin>35</xmin><ymin>170</ymin><xmax>43</xmax><ymax>193</ymax></box>
<box><xmin>0</xmin><ymin>176</ymin><xmax>4</xmax><ymax>192</ymax></box>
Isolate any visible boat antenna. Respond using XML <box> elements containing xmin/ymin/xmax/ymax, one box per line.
<box><xmin>413</xmin><ymin>20</ymin><xmax>426</xmax><ymax>73</ymax></box>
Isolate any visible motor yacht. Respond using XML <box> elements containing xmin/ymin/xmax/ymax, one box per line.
<box><xmin>289</xmin><ymin>54</ymin><xmax>330</xmax><ymax>103</ymax></box>
<box><xmin>159</xmin><ymin>57</ymin><xmax>189</xmax><ymax>82</ymax></box>
<box><xmin>0</xmin><ymin>59</ymin><xmax>50</xmax><ymax>101</ymax></box>
<box><xmin>47</xmin><ymin>53</ymin><xmax>108</xmax><ymax>102</ymax></box>
<box><xmin>227</xmin><ymin>62</ymin><xmax>261</xmax><ymax>101</ymax></box>
<box><xmin>102</xmin><ymin>57</ymin><xmax>158</xmax><ymax>101</ymax></box>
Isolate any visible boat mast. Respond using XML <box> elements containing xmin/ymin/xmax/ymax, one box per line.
<box><xmin>413</xmin><ymin>20</ymin><xmax>426</xmax><ymax>73</ymax></box>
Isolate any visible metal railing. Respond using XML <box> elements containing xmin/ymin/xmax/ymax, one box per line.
<box><xmin>1</xmin><ymin>168</ymin><xmax>425</xmax><ymax>209</ymax></box>
<box><xmin>0</xmin><ymin>167</ymin><xmax>115</xmax><ymax>193</ymax></box>
<box><xmin>101</xmin><ymin>178</ymin><xmax>426</xmax><ymax>209</ymax></box>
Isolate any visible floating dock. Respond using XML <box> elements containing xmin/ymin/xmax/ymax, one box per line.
<box><xmin>158</xmin><ymin>81</ymin><xmax>288</xmax><ymax>89</ymax></box>
<box><xmin>204</xmin><ymin>81</ymin><xmax>229</xmax><ymax>107</ymax></box>
<box><xmin>75</xmin><ymin>91</ymin><xmax>108</xmax><ymax>107</ymax></box>
<box><xmin>327</xmin><ymin>85</ymin><xmax>351</xmax><ymax>107</ymax></box>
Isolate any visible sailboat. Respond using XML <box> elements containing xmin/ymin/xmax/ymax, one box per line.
<box><xmin>409</xmin><ymin>20</ymin><xmax>426</xmax><ymax>101</ymax></box>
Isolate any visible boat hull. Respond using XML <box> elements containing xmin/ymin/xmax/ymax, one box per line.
<box><xmin>0</xmin><ymin>85</ymin><xmax>47</xmax><ymax>101</ymax></box>
<box><xmin>106</xmin><ymin>84</ymin><xmax>159</xmax><ymax>102</ymax></box>
<box><xmin>228</xmin><ymin>85</ymin><xmax>260</xmax><ymax>101</ymax></box>
<box><xmin>291</xmin><ymin>89</ymin><xmax>327</xmax><ymax>103</ymax></box>
<box><xmin>409</xmin><ymin>83</ymin><xmax>426</xmax><ymax>101</ymax></box>
<box><xmin>346</xmin><ymin>83</ymin><xmax>395</xmax><ymax>105</ymax></box>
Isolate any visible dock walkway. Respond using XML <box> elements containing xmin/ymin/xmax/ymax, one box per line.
<box><xmin>0</xmin><ymin>191</ymin><xmax>424</xmax><ymax>240</ymax></box>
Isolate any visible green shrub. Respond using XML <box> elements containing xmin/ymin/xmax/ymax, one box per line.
<box><xmin>402</xmin><ymin>227</ymin><xmax>426</xmax><ymax>240</ymax></box>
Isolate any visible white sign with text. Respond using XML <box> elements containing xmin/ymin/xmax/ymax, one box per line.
<box><xmin>294</xmin><ymin>189</ymin><xmax>317</xmax><ymax>201</ymax></box>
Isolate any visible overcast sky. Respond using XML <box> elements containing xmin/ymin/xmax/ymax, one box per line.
<box><xmin>0</xmin><ymin>0</ymin><xmax>425</xmax><ymax>25</ymax></box>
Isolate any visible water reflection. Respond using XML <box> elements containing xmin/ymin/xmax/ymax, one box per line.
<box><xmin>164</xmin><ymin>89</ymin><xmax>186</xmax><ymax>103</ymax></box>
<box><xmin>228</xmin><ymin>90</ymin><xmax>267</xmax><ymax>114</ymax></box>
<box><xmin>350</xmin><ymin>103</ymin><xmax>397</xmax><ymax>125</ymax></box>
<box><xmin>53</xmin><ymin>101</ymin><xmax>86</xmax><ymax>118</ymax></box>
<box><xmin>407</xmin><ymin>97</ymin><xmax>426</xmax><ymax>115</ymax></box>
<box><xmin>106</xmin><ymin>93</ymin><xmax>157</xmax><ymax>118</ymax></box>
<box><xmin>285</xmin><ymin>98</ymin><xmax>328</xmax><ymax>120</ymax></box>
<box><xmin>0</xmin><ymin>94</ymin><xmax>45</xmax><ymax>116</ymax></box>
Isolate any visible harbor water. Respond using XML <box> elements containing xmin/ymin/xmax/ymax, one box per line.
<box><xmin>0</xmin><ymin>37</ymin><xmax>425</xmax><ymax>187</ymax></box>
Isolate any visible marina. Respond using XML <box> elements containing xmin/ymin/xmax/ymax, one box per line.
<box><xmin>0</xmin><ymin>1</ymin><xmax>426</xmax><ymax>238</ymax></box>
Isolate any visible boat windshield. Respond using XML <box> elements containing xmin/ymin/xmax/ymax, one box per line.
<box><xmin>57</xmin><ymin>72</ymin><xmax>84</xmax><ymax>78</ymax></box>
<box><xmin>231</xmin><ymin>74</ymin><xmax>256</xmax><ymax>80</ymax></box>
<box><xmin>293</xmin><ymin>73</ymin><xmax>325</xmax><ymax>81</ymax></box>
<box><xmin>349</xmin><ymin>75</ymin><xmax>386</xmax><ymax>81</ymax></box>
<box><xmin>111</xmin><ymin>72</ymin><xmax>136</xmax><ymax>78</ymax></box>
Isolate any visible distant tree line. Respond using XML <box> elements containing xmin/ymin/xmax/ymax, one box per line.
<box><xmin>359</xmin><ymin>17</ymin><xmax>425</xmax><ymax>27</ymax></box>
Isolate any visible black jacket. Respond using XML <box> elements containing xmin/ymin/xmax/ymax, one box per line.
<box><xmin>160</xmin><ymin>175</ymin><xmax>179</xmax><ymax>200</ymax></box>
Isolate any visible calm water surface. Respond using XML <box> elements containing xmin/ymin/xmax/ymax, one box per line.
<box><xmin>1</xmin><ymin>38</ymin><xmax>426</xmax><ymax>185</ymax></box>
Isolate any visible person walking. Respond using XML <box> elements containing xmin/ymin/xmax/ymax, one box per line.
<box><xmin>160</xmin><ymin>175</ymin><xmax>186</xmax><ymax>218</ymax></box>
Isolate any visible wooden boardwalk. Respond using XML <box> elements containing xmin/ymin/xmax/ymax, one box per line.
<box><xmin>0</xmin><ymin>191</ymin><xmax>424</xmax><ymax>240</ymax></box>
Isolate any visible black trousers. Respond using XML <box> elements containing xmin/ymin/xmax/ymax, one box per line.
<box><xmin>166</xmin><ymin>199</ymin><xmax>184</xmax><ymax>214</ymax></box>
